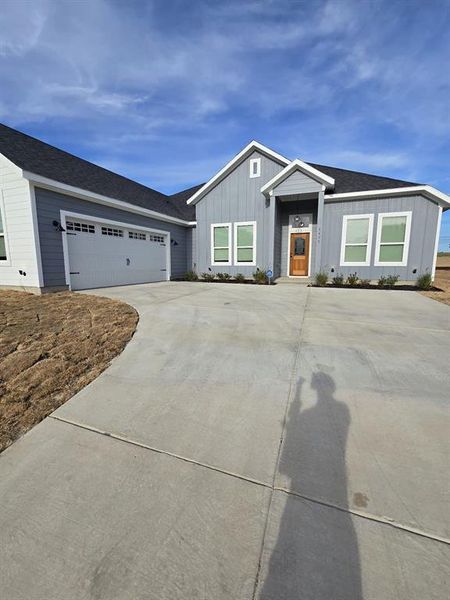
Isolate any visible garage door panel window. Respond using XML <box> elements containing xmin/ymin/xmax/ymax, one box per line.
<box><xmin>129</xmin><ymin>231</ymin><xmax>146</xmax><ymax>240</ymax></box>
<box><xmin>149</xmin><ymin>234</ymin><xmax>165</xmax><ymax>243</ymax></box>
<box><xmin>234</xmin><ymin>222</ymin><xmax>256</xmax><ymax>265</ymax></box>
<box><xmin>340</xmin><ymin>214</ymin><xmax>374</xmax><ymax>266</ymax></box>
<box><xmin>66</xmin><ymin>221</ymin><xmax>95</xmax><ymax>234</ymax></box>
<box><xmin>101</xmin><ymin>226</ymin><xmax>123</xmax><ymax>237</ymax></box>
<box><xmin>0</xmin><ymin>206</ymin><xmax>6</xmax><ymax>260</ymax></box>
<box><xmin>375</xmin><ymin>212</ymin><xmax>411</xmax><ymax>266</ymax></box>
<box><xmin>211</xmin><ymin>223</ymin><xmax>231</xmax><ymax>265</ymax></box>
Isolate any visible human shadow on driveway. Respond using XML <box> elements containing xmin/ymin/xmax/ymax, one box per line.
<box><xmin>259</xmin><ymin>372</ymin><xmax>362</xmax><ymax>599</ymax></box>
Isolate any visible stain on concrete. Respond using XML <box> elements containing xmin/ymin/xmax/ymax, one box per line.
<box><xmin>353</xmin><ymin>492</ymin><xmax>369</xmax><ymax>508</ymax></box>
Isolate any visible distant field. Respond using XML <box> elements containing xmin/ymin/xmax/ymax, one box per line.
<box><xmin>423</xmin><ymin>255</ymin><xmax>450</xmax><ymax>306</ymax></box>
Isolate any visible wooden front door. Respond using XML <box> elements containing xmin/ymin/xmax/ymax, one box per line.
<box><xmin>289</xmin><ymin>232</ymin><xmax>310</xmax><ymax>276</ymax></box>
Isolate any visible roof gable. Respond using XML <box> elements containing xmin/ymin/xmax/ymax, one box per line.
<box><xmin>186</xmin><ymin>141</ymin><xmax>290</xmax><ymax>205</ymax></box>
<box><xmin>261</xmin><ymin>159</ymin><xmax>335</xmax><ymax>196</ymax></box>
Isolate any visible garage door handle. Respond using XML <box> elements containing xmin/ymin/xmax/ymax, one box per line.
<box><xmin>126</xmin><ymin>258</ymin><xmax>131</xmax><ymax>266</ymax></box>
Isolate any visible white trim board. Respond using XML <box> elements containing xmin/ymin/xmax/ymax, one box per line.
<box><xmin>59</xmin><ymin>210</ymin><xmax>171</xmax><ymax>290</ymax></box>
<box><xmin>340</xmin><ymin>213</ymin><xmax>375</xmax><ymax>267</ymax></box>
<box><xmin>325</xmin><ymin>186</ymin><xmax>450</xmax><ymax>208</ymax></box>
<box><xmin>29</xmin><ymin>184</ymin><xmax>44</xmax><ymax>287</ymax></box>
<box><xmin>0</xmin><ymin>189</ymin><xmax>12</xmax><ymax>267</ymax></box>
<box><xmin>262</xmin><ymin>159</ymin><xmax>335</xmax><ymax>196</ymax></box>
<box><xmin>373</xmin><ymin>211</ymin><xmax>412</xmax><ymax>267</ymax></box>
<box><xmin>23</xmin><ymin>172</ymin><xmax>192</xmax><ymax>226</ymax></box>
<box><xmin>186</xmin><ymin>141</ymin><xmax>290</xmax><ymax>205</ymax></box>
<box><xmin>432</xmin><ymin>206</ymin><xmax>443</xmax><ymax>280</ymax></box>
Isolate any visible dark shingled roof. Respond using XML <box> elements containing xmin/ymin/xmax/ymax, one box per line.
<box><xmin>308</xmin><ymin>162</ymin><xmax>420</xmax><ymax>194</ymax></box>
<box><xmin>0</xmin><ymin>123</ymin><xmax>190</xmax><ymax>222</ymax></box>
<box><xmin>169</xmin><ymin>184</ymin><xmax>203</xmax><ymax>221</ymax></box>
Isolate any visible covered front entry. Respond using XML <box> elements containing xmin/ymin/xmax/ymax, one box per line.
<box><xmin>289</xmin><ymin>232</ymin><xmax>310</xmax><ymax>276</ymax></box>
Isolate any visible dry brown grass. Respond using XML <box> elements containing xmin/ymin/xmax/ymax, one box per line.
<box><xmin>0</xmin><ymin>291</ymin><xmax>138</xmax><ymax>452</ymax></box>
<box><xmin>423</xmin><ymin>267</ymin><xmax>450</xmax><ymax>306</ymax></box>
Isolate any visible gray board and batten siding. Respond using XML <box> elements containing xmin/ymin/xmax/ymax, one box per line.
<box><xmin>34</xmin><ymin>187</ymin><xmax>190</xmax><ymax>288</ymax></box>
<box><xmin>272</xmin><ymin>169</ymin><xmax>323</xmax><ymax>197</ymax></box>
<box><xmin>194</xmin><ymin>150</ymin><xmax>285</xmax><ymax>276</ymax></box>
<box><xmin>320</xmin><ymin>194</ymin><xmax>440</xmax><ymax>280</ymax></box>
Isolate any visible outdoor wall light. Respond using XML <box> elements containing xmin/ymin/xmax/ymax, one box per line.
<box><xmin>52</xmin><ymin>220</ymin><xmax>65</xmax><ymax>232</ymax></box>
<box><xmin>171</xmin><ymin>239</ymin><xmax>178</xmax><ymax>246</ymax></box>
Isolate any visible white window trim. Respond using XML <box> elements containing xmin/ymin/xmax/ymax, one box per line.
<box><xmin>340</xmin><ymin>214</ymin><xmax>374</xmax><ymax>267</ymax></box>
<box><xmin>0</xmin><ymin>190</ymin><xmax>11</xmax><ymax>266</ymax></box>
<box><xmin>374</xmin><ymin>211</ymin><xmax>412</xmax><ymax>267</ymax></box>
<box><xmin>211</xmin><ymin>222</ymin><xmax>231</xmax><ymax>266</ymax></box>
<box><xmin>249</xmin><ymin>158</ymin><xmax>261</xmax><ymax>178</ymax></box>
<box><xmin>234</xmin><ymin>221</ymin><xmax>257</xmax><ymax>266</ymax></box>
<box><xmin>60</xmin><ymin>210</ymin><xmax>171</xmax><ymax>290</ymax></box>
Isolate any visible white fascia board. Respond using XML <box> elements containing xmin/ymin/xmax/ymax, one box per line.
<box><xmin>22</xmin><ymin>171</ymin><xmax>192</xmax><ymax>226</ymax></box>
<box><xmin>261</xmin><ymin>159</ymin><xmax>335</xmax><ymax>196</ymax></box>
<box><xmin>0</xmin><ymin>153</ymin><xmax>23</xmax><ymax>175</ymax></box>
<box><xmin>186</xmin><ymin>141</ymin><xmax>290</xmax><ymax>205</ymax></box>
<box><xmin>325</xmin><ymin>186</ymin><xmax>450</xmax><ymax>207</ymax></box>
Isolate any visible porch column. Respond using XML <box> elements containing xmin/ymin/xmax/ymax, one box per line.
<box><xmin>267</xmin><ymin>193</ymin><xmax>276</xmax><ymax>273</ymax></box>
<box><xmin>315</xmin><ymin>188</ymin><xmax>325</xmax><ymax>274</ymax></box>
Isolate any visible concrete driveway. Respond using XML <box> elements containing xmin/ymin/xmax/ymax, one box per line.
<box><xmin>0</xmin><ymin>282</ymin><xmax>449</xmax><ymax>599</ymax></box>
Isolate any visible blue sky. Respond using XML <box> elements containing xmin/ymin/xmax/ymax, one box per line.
<box><xmin>1</xmin><ymin>0</ymin><xmax>449</xmax><ymax>249</ymax></box>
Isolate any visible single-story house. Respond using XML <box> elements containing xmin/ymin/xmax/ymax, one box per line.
<box><xmin>0</xmin><ymin>123</ymin><xmax>448</xmax><ymax>292</ymax></box>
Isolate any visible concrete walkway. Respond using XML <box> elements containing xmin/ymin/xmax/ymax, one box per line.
<box><xmin>0</xmin><ymin>282</ymin><xmax>449</xmax><ymax>599</ymax></box>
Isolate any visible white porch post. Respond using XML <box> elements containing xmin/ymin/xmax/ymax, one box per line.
<box><xmin>315</xmin><ymin>188</ymin><xmax>325</xmax><ymax>274</ymax></box>
<box><xmin>267</xmin><ymin>193</ymin><xmax>276</xmax><ymax>273</ymax></box>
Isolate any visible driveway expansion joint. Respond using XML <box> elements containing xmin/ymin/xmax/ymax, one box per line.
<box><xmin>50</xmin><ymin>412</ymin><xmax>450</xmax><ymax>548</ymax></box>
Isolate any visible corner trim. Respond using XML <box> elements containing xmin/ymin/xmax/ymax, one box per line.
<box><xmin>29</xmin><ymin>184</ymin><xmax>44</xmax><ymax>287</ymax></box>
<box><xmin>432</xmin><ymin>206</ymin><xmax>443</xmax><ymax>281</ymax></box>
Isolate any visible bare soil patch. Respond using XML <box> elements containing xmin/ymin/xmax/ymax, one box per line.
<box><xmin>423</xmin><ymin>267</ymin><xmax>450</xmax><ymax>306</ymax></box>
<box><xmin>0</xmin><ymin>291</ymin><xmax>138</xmax><ymax>452</ymax></box>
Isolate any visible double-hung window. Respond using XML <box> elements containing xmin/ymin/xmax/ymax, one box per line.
<box><xmin>375</xmin><ymin>212</ymin><xmax>411</xmax><ymax>266</ymax></box>
<box><xmin>211</xmin><ymin>223</ymin><xmax>231</xmax><ymax>265</ymax></box>
<box><xmin>234</xmin><ymin>221</ymin><xmax>256</xmax><ymax>266</ymax></box>
<box><xmin>340</xmin><ymin>214</ymin><xmax>374</xmax><ymax>266</ymax></box>
<box><xmin>0</xmin><ymin>203</ymin><xmax>7</xmax><ymax>261</ymax></box>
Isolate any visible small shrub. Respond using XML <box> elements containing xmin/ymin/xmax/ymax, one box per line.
<box><xmin>253</xmin><ymin>268</ymin><xmax>268</xmax><ymax>284</ymax></box>
<box><xmin>346</xmin><ymin>272</ymin><xmax>359</xmax><ymax>287</ymax></box>
<box><xmin>331</xmin><ymin>274</ymin><xmax>344</xmax><ymax>287</ymax></box>
<box><xmin>416</xmin><ymin>272</ymin><xmax>432</xmax><ymax>290</ymax></box>
<box><xmin>359</xmin><ymin>278</ymin><xmax>371</xmax><ymax>287</ymax></box>
<box><xmin>385</xmin><ymin>274</ymin><xmax>399</xmax><ymax>287</ymax></box>
<box><xmin>234</xmin><ymin>273</ymin><xmax>246</xmax><ymax>283</ymax></box>
<box><xmin>377</xmin><ymin>276</ymin><xmax>388</xmax><ymax>288</ymax></box>
<box><xmin>315</xmin><ymin>271</ymin><xmax>328</xmax><ymax>287</ymax></box>
<box><xmin>201</xmin><ymin>272</ymin><xmax>215</xmax><ymax>282</ymax></box>
<box><xmin>216</xmin><ymin>272</ymin><xmax>231</xmax><ymax>282</ymax></box>
<box><xmin>185</xmin><ymin>270</ymin><xmax>198</xmax><ymax>281</ymax></box>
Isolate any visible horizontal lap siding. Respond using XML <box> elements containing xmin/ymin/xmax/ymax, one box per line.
<box><xmin>321</xmin><ymin>195</ymin><xmax>439</xmax><ymax>280</ymax></box>
<box><xmin>35</xmin><ymin>188</ymin><xmax>189</xmax><ymax>287</ymax></box>
<box><xmin>273</xmin><ymin>170</ymin><xmax>322</xmax><ymax>196</ymax></box>
<box><xmin>0</xmin><ymin>156</ymin><xmax>41</xmax><ymax>287</ymax></box>
<box><xmin>195</xmin><ymin>151</ymin><xmax>284</xmax><ymax>276</ymax></box>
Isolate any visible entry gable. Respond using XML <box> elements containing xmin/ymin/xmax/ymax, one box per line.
<box><xmin>261</xmin><ymin>159</ymin><xmax>335</xmax><ymax>197</ymax></box>
<box><xmin>186</xmin><ymin>141</ymin><xmax>290</xmax><ymax>205</ymax></box>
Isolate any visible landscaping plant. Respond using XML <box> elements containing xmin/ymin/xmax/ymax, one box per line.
<box><xmin>234</xmin><ymin>273</ymin><xmax>246</xmax><ymax>283</ymax></box>
<box><xmin>331</xmin><ymin>274</ymin><xmax>344</xmax><ymax>287</ymax></box>
<box><xmin>385</xmin><ymin>274</ymin><xmax>399</xmax><ymax>287</ymax></box>
<box><xmin>377</xmin><ymin>276</ymin><xmax>388</xmax><ymax>288</ymax></box>
<box><xmin>185</xmin><ymin>270</ymin><xmax>198</xmax><ymax>281</ymax></box>
<box><xmin>359</xmin><ymin>278</ymin><xmax>371</xmax><ymax>287</ymax></box>
<box><xmin>315</xmin><ymin>271</ymin><xmax>328</xmax><ymax>287</ymax></box>
<box><xmin>346</xmin><ymin>272</ymin><xmax>359</xmax><ymax>286</ymax></box>
<box><xmin>216</xmin><ymin>272</ymin><xmax>232</xmax><ymax>281</ymax></box>
<box><xmin>416</xmin><ymin>272</ymin><xmax>432</xmax><ymax>290</ymax></box>
<box><xmin>253</xmin><ymin>268</ymin><xmax>269</xmax><ymax>284</ymax></box>
<box><xmin>201</xmin><ymin>272</ymin><xmax>216</xmax><ymax>282</ymax></box>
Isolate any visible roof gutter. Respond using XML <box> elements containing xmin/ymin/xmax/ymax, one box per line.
<box><xmin>22</xmin><ymin>171</ymin><xmax>194</xmax><ymax>226</ymax></box>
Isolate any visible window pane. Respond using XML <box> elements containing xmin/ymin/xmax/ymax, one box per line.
<box><xmin>346</xmin><ymin>218</ymin><xmax>369</xmax><ymax>244</ymax></box>
<box><xmin>237</xmin><ymin>247</ymin><xmax>253</xmax><ymax>262</ymax></box>
<box><xmin>0</xmin><ymin>236</ymin><xmax>6</xmax><ymax>260</ymax></box>
<box><xmin>294</xmin><ymin>237</ymin><xmax>305</xmax><ymax>255</ymax></box>
<box><xmin>237</xmin><ymin>225</ymin><xmax>253</xmax><ymax>246</ymax></box>
<box><xmin>344</xmin><ymin>245</ymin><xmax>367</xmax><ymax>262</ymax></box>
<box><xmin>380</xmin><ymin>216</ymin><xmax>406</xmax><ymax>243</ymax></box>
<box><xmin>214</xmin><ymin>248</ymin><xmax>229</xmax><ymax>262</ymax></box>
<box><xmin>214</xmin><ymin>226</ymin><xmax>228</xmax><ymax>247</ymax></box>
<box><xmin>379</xmin><ymin>244</ymin><xmax>404</xmax><ymax>262</ymax></box>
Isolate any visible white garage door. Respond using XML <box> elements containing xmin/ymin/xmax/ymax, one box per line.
<box><xmin>65</xmin><ymin>217</ymin><xmax>168</xmax><ymax>290</ymax></box>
